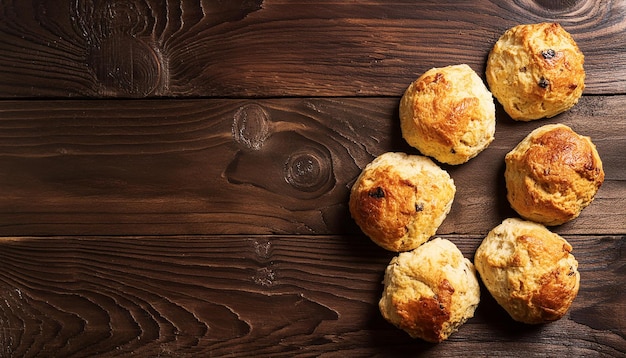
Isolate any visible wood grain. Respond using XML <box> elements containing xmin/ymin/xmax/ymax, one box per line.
<box><xmin>0</xmin><ymin>1</ymin><xmax>624</xmax><ymax>356</ymax></box>
<box><xmin>0</xmin><ymin>0</ymin><xmax>625</xmax><ymax>98</ymax></box>
<box><xmin>0</xmin><ymin>96</ymin><xmax>623</xmax><ymax>237</ymax></box>
<box><xmin>0</xmin><ymin>234</ymin><xmax>624</xmax><ymax>357</ymax></box>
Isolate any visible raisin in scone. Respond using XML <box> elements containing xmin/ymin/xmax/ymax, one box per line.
<box><xmin>349</xmin><ymin>152</ymin><xmax>455</xmax><ymax>252</ymax></box>
<box><xmin>486</xmin><ymin>23</ymin><xmax>585</xmax><ymax>121</ymax></box>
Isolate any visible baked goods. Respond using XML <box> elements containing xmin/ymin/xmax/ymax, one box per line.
<box><xmin>349</xmin><ymin>152</ymin><xmax>455</xmax><ymax>252</ymax></box>
<box><xmin>505</xmin><ymin>124</ymin><xmax>604</xmax><ymax>226</ymax></box>
<box><xmin>353</xmin><ymin>22</ymin><xmax>601</xmax><ymax>336</ymax></box>
<box><xmin>474</xmin><ymin>218</ymin><xmax>580</xmax><ymax>324</ymax></box>
<box><xmin>379</xmin><ymin>237</ymin><xmax>481</xmax><ymax>342</ymax></box>
<box><xmin>399</xmin><ymin>64</ymin><xmax>496</xmax><ymax>165</ymax></box>
<box><xmin>486</xmin><ymin>23</ymin><xmax>585</xmax><ymax>121</ymax></box>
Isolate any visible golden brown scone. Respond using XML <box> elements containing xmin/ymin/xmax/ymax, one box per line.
<box><xmin>379</xmin><ymin>238</ymin><xmax>480</xmax><ymax>342</ymax></box>
<box><xmin>475</xmin><ymin>218</ymin><xmax>580</xmax><ymax>324</ymax></box>
<box><xmin>505</xmin><ymin>124</ymin><xmax>604</xmax><ymax>226</ymax></box>
<box><xmin>400</xmin><ymin>64</ymin><xmax>496</xmax><ymax>165</ymax></box>
<box><xmin>349</xmin><ymin>152</ymin><xmax>455</xmax><ymax>252</ymax></box>
<box><xmin>486</xmin><ymin>23</ymin><xmax>585</xmax><ymax>121</ymax></box>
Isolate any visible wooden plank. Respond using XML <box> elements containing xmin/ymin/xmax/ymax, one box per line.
<box><xmin>0</xmin><ymin>234</ymin><xmax>623</xmax><ymax>356</ymax></box>
<box><xmin>0</xmin><ymin>1</ymin><xmax>623</xmax><ymax>357</ymax></box>
<box><xmin>0</xmin><ymin>0</ymin><xmax>625</xmax><ymax>98</ymax></box>
<box><xmin>0</xmin><ymin>96</ymin><xmax>623</xmax><ymax>237</ymax></box>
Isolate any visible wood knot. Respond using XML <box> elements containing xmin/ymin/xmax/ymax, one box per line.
<box><xmin>253</xmin><ymin>267</ymin><xmax>276</xmax><ymax>287</ymax></box>
<box><xmin>232</xmin><ymin>104</ymin><xmax>271</xmax><ymax>150</ymax></box>
<box><xmin>533</xmin><ymin>0</ymin><xmax>582</xmax><ymax>11</ymax></box>
<box><xmin>88</xmin><ymin>37</ymin><xmax>163</xmax><ymax>96</ymax></box>
<box><xmin>74</xmin><ymin>0</ymin><xmax>165</xmax><ymax>96</ymax></box>
<box><xmin>516</xmin><ymin>0</ymin><xmax>590</xmax><ymax>17</ymax></box>
<box><xmin>253</xmin><ymin>239</ymin><xmax>272</xmax><ymax>259</ymax></box>
<box><xmin>284</xmin><ymin>147</ymin><xmax>332</xmax><ymax>193</ymax></box>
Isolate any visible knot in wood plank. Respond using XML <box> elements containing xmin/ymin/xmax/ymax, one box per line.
<box><xmin>253</xmin><ymin>266</ymin><xmax>276</xmax><ymax>287</ymax></box>
<box><xmin>73</xmin><ymin>0</ymin><xmax>165</xmax><ymax>96</ymax></box>
<box><xmin>514</xmin><ymin>0</ymin><xmax>595</xmax><ymax>18</ymax></box>
<box><xmin>232</xmin><ymin>103</ymin><xmax>271</xmax><ymax>150</ymax></box>
<box><xmin>284</xmin><ymin>148</ymin><xmax>332</xmax><ymax>194</ymax></box>
<box><xmin>88</xmin><ymin>36</ymin><xmax>163</xmax><ymax>96</ymax></box>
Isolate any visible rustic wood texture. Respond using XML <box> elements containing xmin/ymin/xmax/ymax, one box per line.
<box><xmin>0</xmin><ymin>0</ymin><xmax>625</xmax><ymax>98</ymax></box>
<box><xmin>0</xmin><ymin>96</ymin><xmax>623</xmax><ymax>237</ymax></box>
<box><xmin>0</xmin><ymin>235</ymin><xmax>624</xmax><ymax>357</ymax></box>
<box><xmin>0</xmin><ymin>0</ymin><xmax>624</xmax><ymax>357</ymax></box>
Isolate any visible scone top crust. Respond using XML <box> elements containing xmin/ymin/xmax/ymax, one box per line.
<box><xmin>400</xmin><ymin>64</ymin><xmax>496</xmax><ymax>165</ymax></box>
<box><xmin>486</xmin><ymin>23</ymin><xmax>585</xmax><ymax>121</ymax></box>
<box><xmin>349</xmin><ymin>152</ymin><xmax>455</xmax><ymax>252</ymax></box>
<box><xmin>474</xmin><ymin>218</ymin><xmax>580</xmax><ymax>324</ymax></box>
<box><xmin>505</xmin><ymin>124</ymin><xmax>604</xmax><ymax>226</ymax></box>
<box><xmin>379</xmin><ymin>238</ymin><xmax>480</xmax><ymax>342</ymax></box>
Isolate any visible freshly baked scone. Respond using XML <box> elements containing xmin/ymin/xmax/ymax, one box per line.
<box><xmin>486</xmin><ymin>23</ymin><xmax>585</xmax><ymax>121</ymax></box>
<box><xmin>505</xmin><ymin>124</ymin><xmax>604</xmax><ymax>226</ymax></box>
<box><xmin>379</xmin><ymin>238</ymin><xmax>480</xmax><ymax>342</ymax></box>
<box><xmin>349</xmin><ymin>152</ymin><xmax>455</xmax><ymax>252</ymax></box>
<box><xmin>474</xmin><ymin>218</ymin><xmax>580</xmax><ymax>324</ymax></box>
<box><xmin>399</xmin><ymin>64</ymin><xmax>496</xmax><ymax>165</ymax></box>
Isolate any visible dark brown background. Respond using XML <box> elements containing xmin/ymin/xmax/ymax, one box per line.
<box><xmin>0</xmin><ymin>0</ymin><xmax>624</xmax><ymax>356</ymax></box>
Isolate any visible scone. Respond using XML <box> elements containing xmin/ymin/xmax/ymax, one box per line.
<box><xmin>399</xmin><ymin>64</ymin><xmax>496</xmax><ymax>165</ymax></box>
<box><xmin>349</xmin><ymin>152</ymin><xmax>455</xmax><ymax>252</ymax></box>
<box><xmin>379</xmin><ymin>238</ymin><xmax>481</xmax><ymax>342</ymax></box>
<box><xmin>474</xmin><ymin>218</ymin><xmax>580</xmax><ymax>324</ymax></box>
<box><xmin>486</xmin><ymin>23</ymin><xmax>585</xmax><ymax>121</ymax></box>
<box><xmin>505</xmin><ymin>124</ymin><xmax>604</xmax><ymax>226</ymax></box>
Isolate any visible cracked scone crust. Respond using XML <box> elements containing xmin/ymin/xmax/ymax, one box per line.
<box><xmin>349</xmin><ymin>152</ymin><xmax>455</xmax><ymax>252</ymax></box>
<box><xmin>400</xmin><ymin>64</ymin><xmax>496</xmax><ymax>165</ymax></box>
<box><xmin>486</xmin><ymin>23</ymin><xmax>585</xmax><ymax>121</ymax></box>
<box><xmin>475</xmin><ymin>218</ymin><xmax>580</xmax><ymax>324</ymax></box>
<box><xmin>379</xmin><ymin>238</ymin><xmax>480</xmax><ymax>342</ymax></box>
<box><xmin>505</xmin><ymin>124</ymin><xmax>604</xmax><ymax>226</ymax></box>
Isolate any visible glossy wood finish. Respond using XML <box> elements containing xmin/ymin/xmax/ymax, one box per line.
<box><xmin>0</xmin><ymin>1</ymin><xmax>624</xmax><ymax>356</ymax></box>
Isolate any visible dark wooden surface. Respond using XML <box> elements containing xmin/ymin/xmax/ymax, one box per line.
<box><xmin>0</xmin><ymin>1</ymin><xmax>624</xmax><ymax>357</ymax></box>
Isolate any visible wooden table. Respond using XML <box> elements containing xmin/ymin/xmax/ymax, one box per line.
<box><xmin>0</xmin><ymin>1</ymin><xmax>624</xmax><ymax>356</ymax></box>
